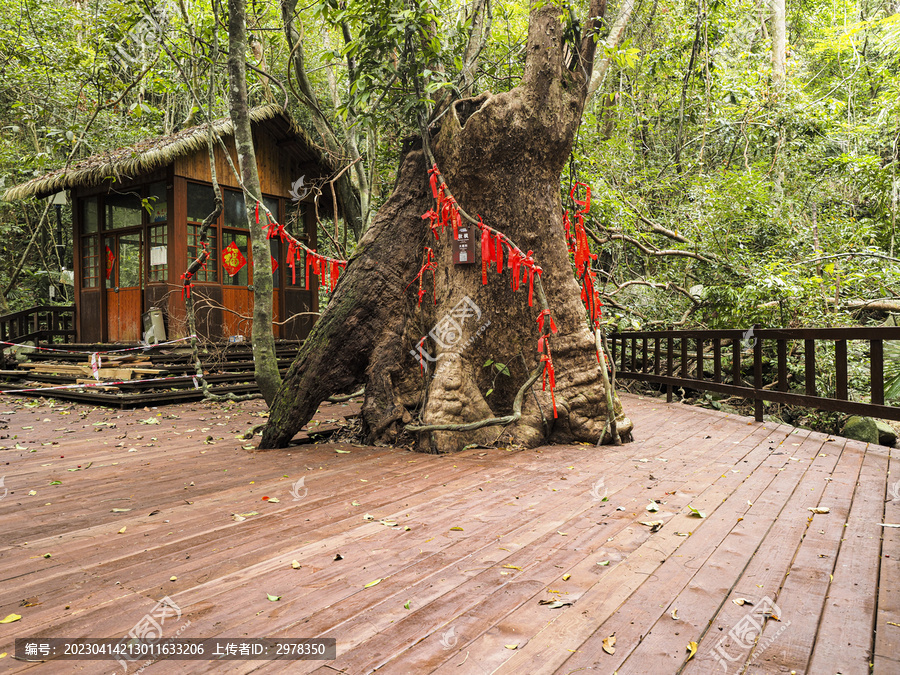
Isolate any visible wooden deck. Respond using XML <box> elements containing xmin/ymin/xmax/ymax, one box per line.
<box><xmin>0</xmin><ymin>393</ymin><xmax>897</xmax><ymax>674</ymax></box>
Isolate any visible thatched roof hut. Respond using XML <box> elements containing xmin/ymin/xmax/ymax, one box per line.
<box><xmin>3</xmin><ymin>105</ymin><xmax>329</xmax><ymax>343</ymax></box>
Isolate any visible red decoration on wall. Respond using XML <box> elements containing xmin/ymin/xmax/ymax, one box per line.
<box><xmin>271</xmin><ymin>256</ymin><xmax>279</xmax><ymax>274</ymax></box>
<box><xmin>222</xmin><ymin>241</ymin><xmax>247</xmax><ymax>276</ymax></box>
<box><xmin>105</xmin><ymin>246</ymin><xmax>116</xmax><ymax>280</ymax></box>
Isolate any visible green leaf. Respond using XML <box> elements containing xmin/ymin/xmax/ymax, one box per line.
<box><xmin>404</xmin><ymin>600</ymin><xmax>411</xmax><ymax>609</ymax></box>
<box><xmin>688</xmin><ymin>505</ymin><xmax>706</xmax><ymax>518</ymax></box>
<box><xmin>483</xmin><ymin>359</ymin><xmax>494</xmax><ymax>367</ymax></box>
<box><xmin>495</xmin><ymin>363</ymin><xmax>510</xmax><ymax>376</ymax></box>
<box><xmin>364</xmin><ymin>578</ymin><xmax>382</xmax><ymax>588</ymax></box>
<box><xmin>485</xmin><ymin>388</ymin><xmax>494</xmax><ymax>397</ymax></box>
<box><xmin>49</xmin><ymin>481</ymin><xmax>61</xmax><ymax>485</ymax></box>
<box><xmin>267</xmin><ymin>593</ymin><xmax>281</xmax><ymax>602</ymax></box>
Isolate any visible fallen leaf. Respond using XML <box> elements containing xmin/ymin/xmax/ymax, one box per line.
<box><xmin>237</xmin><ymin>511</ymin><xmax>259</xmax><ymax>518</ymax></box>
<box><xmin>291</xmin><ymin>560</ymin><xmax>301</xmax><ymax>569</ymax></box>
<box><xmin>539</xmin><ymin>600</ymin><xmax>573</xmax><ymax>609</ymax></box>
<box><xmin>42</xmin><ymin>553</ymin><xmax>51</xmax><ymax>558</ymax></box>
<box><xmin>49</xmin><ymin>481</ymin><xmax>62</xmax><ymax>486</ymax></box>
<box><xmin>266</xmin><ymin>497</ymin><xmax>280</xmax><ymax>504</ymax></box>
<box><xmin>351</xmin><ymin>501</ymin><xmax>361</xmax><ymax>506</ymax></box>
<box><xmin>363</xmin><ymin>514</ymin><xmax>375</xmax><ymax>521</ymax></box>
<box><xmin>267</xmin><ymin>593</ymin><xmax>281</xmax><ymax>602</ymax></box>
<box><xmin>139</xmin><ymin>418</ymin><xmax>160</xmax><ymax>425</ymax></box>
<box><xmin>687</xmin><ymin>505</ymin><xmax>706</xmax><ymax>518</ymax></box>
<box><xmin>28</xmin><ymin>490</ymin><xmax>36</xmax><ymax>496</ymax></box>
<box><xmin>687</xmin><ymin>641</ymin><xmax>698</xmax><ymax>661</ymax></box>
<box><xmin>602</xmin><ymin>635</ymin><xmax>616</xmax><ymax>655</ymax></box>
<box><xmin>671</xmin><ymin>608</ymin><xmax>678</xmax><ymax>620</ymax></box>
<box><xmin>117</xmin><ymin>526</ymin><xmax>126</xmax><ymax>534</ymax></box>
<box><xmin>640</xmin><ymin>520</ymin><xmax>664</xmax><ymax>532</ymax></box>
<box><xmin>170</xmin><ymin>576</ymin><xmax>177</xmax><ymax>581</ymax></box>
<box><xmin>0</xmin><ymin>614</ymin><xmax>21</xmax><ymax>624</ymax></box>
<box><xmin>404</xmin><ymin>601</ymin><xmax>411</xmax><ymax>609</ymax></box>
<box><xmin>646</xmin><ymin>502</ymin><xmax>659</xmax><ymax>512</ymax></box>
<box><xmin>562</xmin><ymin>573</ymin><xmax>571</xmax><ymax>581</ymax></box>
<box><xmin>232</xmin><ymin>514</ymin><xmax>246</xmax><ymax>522</ymax></box>
<box><xmin>111</xmin><ymin>508</ymin><xmax>131</xmax><ymax>513</ymax></box>
<box><xmin>733</xmin><ymin>598</ymin><xmax>753</xmax><ymax>606</ymax></box>
<box><xmin>364</xmin><ymin>579</ymin><xmax>382</xmax><ymax>588</ymax></box>
<box><xmin>335</xmin><ymin>449</ymin><xmax>351</xmax><ymax>454</ymax></box>
<box><xmin>597</xmin><ymin>560</ymin><xmax>610</xmax><ymax>566</ymax></box>
<box><xmin>557</xmin><ymin>531</ymin><xmax>568</xmax><ymax>536</ymax></box>
<box><xmin>333</xmin><ymin>553</ymin><xmax>343</xmax><ymax>561</ymax></box>
<box><xmin>503</xmin><ymin>564</ymin><xmax>523</xmax><ymax>571</ymax></box>
<box><xmin>505</xmin><ymin>644</ymin><xmax>519</xmax><ymax>650</ymax></box>
<box><xmin>450</xmin><ymin>526</ymin><xmax>464</xmax><ymax>531</ymax></box>
<box><xmin>808</xmin><ymin>507</ymin><xmax>830</xmax><ymax>514</ymax></box>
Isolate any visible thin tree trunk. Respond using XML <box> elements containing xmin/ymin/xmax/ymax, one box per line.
<box><xmin>586</xmin><ymin>0</ymin><xmax>634</xmax><ymax>101</ymax></box>
<box><xmin>771</xmin><ymin>0</ymin><xmax>786</xmax><ymax>84</ymax></box>
<box><xmin>228</xmin><ymin>0</ymin><xmax>281</xmax><ymax>405</ymax></box>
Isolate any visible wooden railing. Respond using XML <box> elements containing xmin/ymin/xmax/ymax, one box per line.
<box><xmin>0</xmin><ymin>305</ymin><xmax>76</xmax><ymax>345</ymax></box>
<box><xmin>609</xmin><ymin>327</ymin><xmax>900</xmax><ymax>422</ymax></box>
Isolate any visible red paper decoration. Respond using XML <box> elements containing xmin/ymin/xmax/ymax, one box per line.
<box><xmin>271</xmin><ymin>256</ymin><xmax>278</xmax><ymax>273</ymax></box>
<box><xmin>105</xmin><ymin>246</ymin><xmax>116</xmax><ymax>280</ymax></box>
<box><xmin>223</xmin><ymin>241</ymin><xmax>247</xmax><ymax>276</ymax></box>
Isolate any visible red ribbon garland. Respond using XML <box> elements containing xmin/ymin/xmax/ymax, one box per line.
<box><xmin>536</xmin><ymin>309</ymin><xmax>558</xmax><ymax>335</ymax></box>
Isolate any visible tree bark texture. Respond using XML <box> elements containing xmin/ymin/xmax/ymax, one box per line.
<box><xmin>228</xmin><ymin>0</ymin><xmax>282</xmax><ymax>404</ymax></box>
<box><xmin>260</xmin><ymin>1</ymin><xmax>633</xmax><ymax>451</ymax></box>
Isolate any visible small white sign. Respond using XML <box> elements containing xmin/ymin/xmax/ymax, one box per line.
<box><xmin>150</xmin><ymin>246</ymin><xmax>168</xmax><ymax>266</ymax></box>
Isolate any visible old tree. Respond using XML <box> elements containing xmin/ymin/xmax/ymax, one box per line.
<box><xmin>260</xmin><ymin>0</ymin><xmax>633</xmax><ymax>451</ymax></box>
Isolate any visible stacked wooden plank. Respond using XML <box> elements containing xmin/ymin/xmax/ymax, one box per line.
<box><xmin>0</xmin><ymin>340</ymin><xmax>301</xmax><ymax>406</ymax></box>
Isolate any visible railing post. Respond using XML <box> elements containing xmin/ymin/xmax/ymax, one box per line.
<box><xmin>777</xmin><ymin>339</ymin><xmax>788</xmax><ymax>392</ymax></box>
<box><xmin>732</xmin><ymin>335</ymin><xmax>741</xmax><ymax>386</ymax></box>
<box><xmin>654</xmin><ymin>337</ymin><xmax>661</xmax><ymax>375</ymax></box>
<box><xmin>754</xmin><ymin>336</ymin><xmax>764</xmax><ymax>422</ymax></box>
<box><xmin>835</xmin><ymin>340</ymin><xmax>848</xmax><ymax>400</ymax></box>
<box><xmin>804</xmin><ymin>339</ymin><xmax>816</xmax><ymax>396</ymax></box>
<box><xmin>713</xmin><ymin>338</ymin><xmax>721</xmax><ymax>383</ymax></box>
<box><xmin>681</xmin><ymin>336</ymin><xmax>689</xmax><ymax>378</ymax></box>
<box><xmin>696</xmin><ymin>337</ymin><xmax>704</xmax><ymax>381</ymax></box>
<box><xmin>667</xmin><ymin>336</ymin><xmax>674</xmax><ymax>403</ymax></box>
<box><xmin>871</xmin><ymin>339</ymin><xmax>884</xmax><ymax>405</ymax></box>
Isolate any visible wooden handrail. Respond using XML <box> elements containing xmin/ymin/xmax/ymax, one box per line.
<box><xmin>609</xmin><ymin>327</ymin><xmax>900</xmax><ymax>423</ymax></box>
<box><xmin>0</xmin><ymin>305</ymin><xmax>76</xmax><ymax>345</ymax></box>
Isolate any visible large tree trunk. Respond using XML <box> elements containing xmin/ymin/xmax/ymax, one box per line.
<box><xmin>260</xmin><ymin>0</ymin><xmax>633</xmax><ymax>451</ymax></box>
<box><xmin>228</xmin><ymin>0</ymin><xmax>281</xmax><ymax>404</ymax></box>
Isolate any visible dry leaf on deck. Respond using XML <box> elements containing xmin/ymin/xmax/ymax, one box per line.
<box><xmin>808</xmin><ymin>507</ymin><xmax>830</xmax><ymax>514</ymax></box>
<box><xmin>686</xmin><ymin>641</ymin><xmax>698</xmax><ymax>660</ymax></box>
<box><xmin>291</xmin><ymin>560</ymin><xmax>301</xmax><ymax>569</ymax></box>
<box><xmin>671</xmin><ymin>608</ymin><xmax>678</xmax><ymax>620</ymax></box>
<box><xmin>0</xmin><ymin>614</ymin><xmax>21</xmax><ymax>624</ymax></box>
<box><xmin>732</xmin><ymin>598</ymin><xmax>753</xmax><ymax>606</ymax></box>
<box><xmin>602</xmin><ymin>635</ymin><xmax>616</xmax><ymax>655</ymax></box>
<box><xmin>640</xmin><ymin>520</ymin><xmax>664</xmax><ymax>532</ymax></box>
<box><xmin>687</xmin><ymin>505</ymin><xmax>706</xmax><ymax>518</ymax></box>
<box><xmin>364</xmin><ymin>578</ymin><xmax>382</xmax><ymax>588</ymax></box>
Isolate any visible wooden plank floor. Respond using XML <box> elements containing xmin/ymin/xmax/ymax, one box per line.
<box><xmin>0</xmin><ymin>393</ymin><xmax>897</xmax><ymax>674</ymax></box>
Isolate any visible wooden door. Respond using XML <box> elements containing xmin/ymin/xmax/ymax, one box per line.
<box><xmin>105</xmin><ymin>231</ymin><xmax>143</xmax><ymax>342</ymax></box>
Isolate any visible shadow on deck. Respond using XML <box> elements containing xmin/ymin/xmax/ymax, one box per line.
<box><xmin>0</xmin><ymin>393</ymin><xmax>897</xmax><ymax>674</ymax></box>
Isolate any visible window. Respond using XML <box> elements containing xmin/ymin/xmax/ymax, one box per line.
<box><xmin>105</xmin><ymin>192</ymin><xmax>142</xmax><ymax>230</ymax></box>
<box><xmin>148</xmin><ymin>225</ymin><xmax>168</xmax><ymax>282</ymax></box>
<box><xmin>148</xmin><ymin>182</ymin><xmax>167</xmax><ymax>223</ymax></box>
<box><xmin>187</xmin><ymin>183</ymin><xmax>217</xmax><ymax>283</ymax></box>
<box><xmin>187</xmin><ymin>224</ymin><xmax>217</xmax><ymax>282</ymax></box>
<box><xmin>224</xmin><ymin>190</ymin><xmax>248</xmax><ymax>229</ymax></box>
<box><xmin>81</xmin><ymin>236</ymin><xmax>99</xmax><ymax>288</ymax></box>
<box><xmin>186</xmin><ymin>183</ymin><xmax>216</xmax><ymax>224</ymax></box>
<box><xmin>83</xmin><ymin>197</ymin><xmax>99</xmax><ymax>234</ymax></box>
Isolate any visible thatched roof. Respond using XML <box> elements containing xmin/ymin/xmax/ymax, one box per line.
<box><xmin>2</xmin><ymin>104</ymin><xmax>326</xmax><ymax>201</ymax></box>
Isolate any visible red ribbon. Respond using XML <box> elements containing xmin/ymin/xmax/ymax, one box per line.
<box><xmin>479</xmin><ymin>219</ymin><xmax>491</xmax><ymax>285</ymax></box>
<box><xmin>570</xmin><ymin>182</ymin><xmax>591</xmax><ymax>213</ymax></box>
<box><xmin>422</xmin><ymin>209</ymin><xmax>440</xmax><ymax>240</ymax></box>
<box><xmin>181</xmin><ymin>271</ymin><xmax>194</xmax><ymax>300</ymax></box>
<box><xmin>495</xmin><ymin>234</ymin><xmax>504</xmax><ymax>273</ymax></box>
<box><xmin>255</xmin><ymin>201</ymin><xmax>259</xmax><ymax>225</ymax></box>
<box><xmin>539</xmin><ymin>342</ymin><xmax>558</xmax><ymax>418</ymax></box>
<box><xmin>536</xmin><ymin>309</ymin><xmax>558</xmax><ymax>335</ymax></box>
<box><xmin>429</xmin><ymin>164</ymin><xmax>441</xmax><ymax>199</ymax></box>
